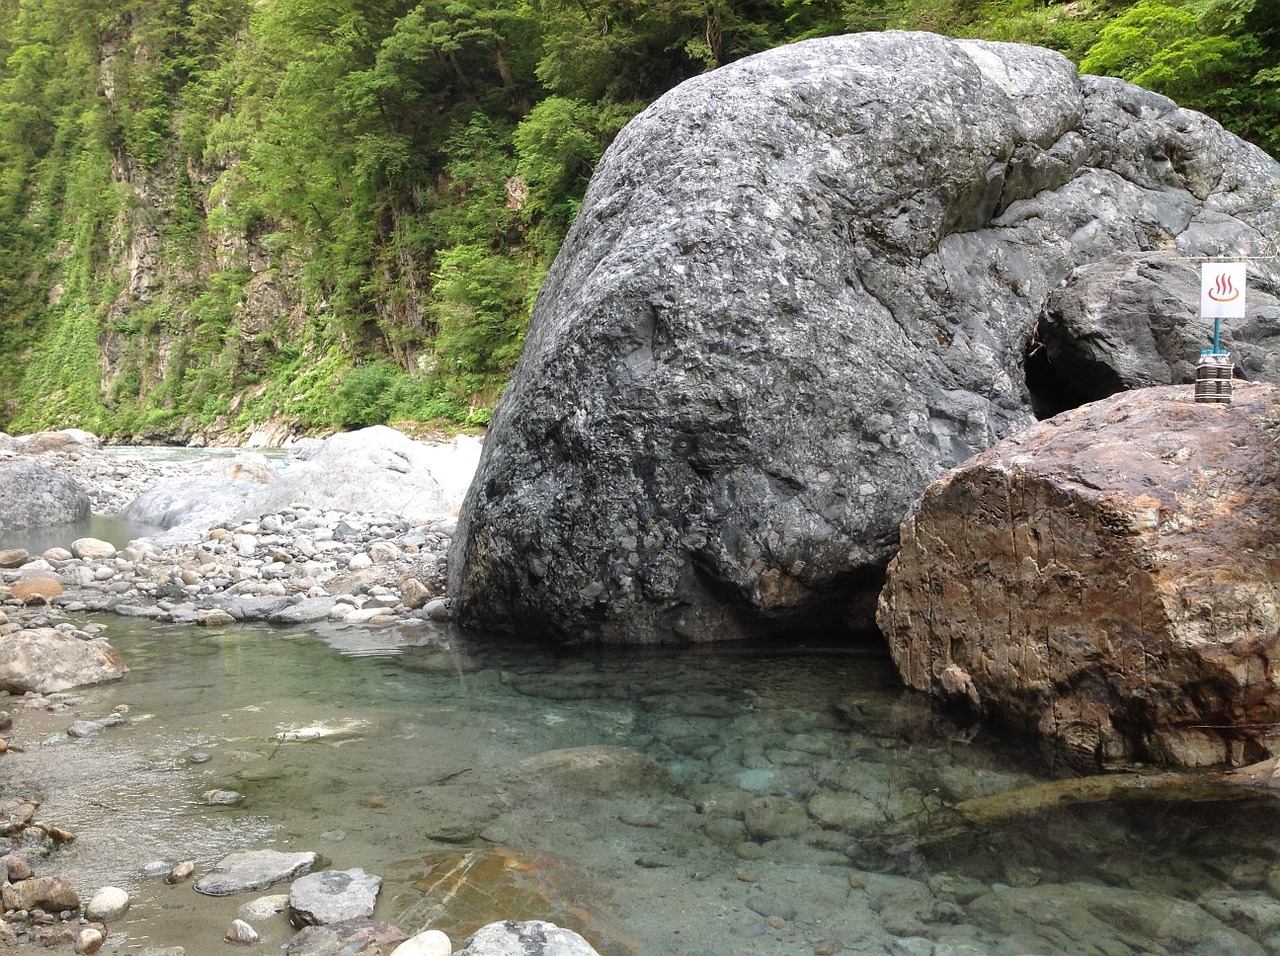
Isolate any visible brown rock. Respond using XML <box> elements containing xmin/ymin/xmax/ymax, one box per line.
<box><xmin>5</xmin><ymin>854</ymin><xmax>33</xmax><ymax>881</ymax></box>
<box><xmin>400</xmin><ymin>578</ymin><xmax>430</xmax><ymax>610</ymax></box>
<box><xmin>0</xmin><ymin>549</ymin><xmax>28</xmax><ymax>569</ymax></box>
<box><xmin>75</xmin><ymin>927</ymin><xmax>105</xmax><ymax>954</ymax></box>
<box><xmin>878</xmin><ymin>383</ymin><xmax>1280</xmax><ymax>769</ymax></box>
<box><xmin>2</xmin><ymin>875</ymin><xmax>80</xmax><ymax>912</ymax></box>
<box><xmin>12</xmin><ymin>577</ymin><xmax>63</xmax><ymax>603</ymax></box>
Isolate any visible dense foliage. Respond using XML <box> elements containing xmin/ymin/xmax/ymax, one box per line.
<box><xmin>0</xmin><ymin>0</ymin><xmax>1275</xmax><ymax>438</ymax></box>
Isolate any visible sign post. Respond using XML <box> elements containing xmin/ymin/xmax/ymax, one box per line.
<box><xmin>1195</xmin><ymin>261</ymin><xmax>1245</xmax><ymax>404</ymax></box>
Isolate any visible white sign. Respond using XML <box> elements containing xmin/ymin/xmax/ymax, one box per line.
<box><xmin>1201</xmin><ymin>262</ymin><xmax>1247</xmax><ymax>318</ymax></box>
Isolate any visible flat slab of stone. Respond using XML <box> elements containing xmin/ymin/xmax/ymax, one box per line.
<box><xmin>289</xmin><ymin>868</ymin><xmax>381</xmax><ymax>926</ymax></box>
<box><xmin>194</xmin><ymin>849</ymin><xmax>319</xmax><ymax>897</ymax></box>
<box><xmin>268</xmin><ymin>597</ymin><xmax>339</xmax><ymax>625</ymax></box>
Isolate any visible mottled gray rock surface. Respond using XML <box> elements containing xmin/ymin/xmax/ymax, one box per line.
<box><xmin>194</xmin><ymin>849</ymin><xmax>318</xmax><ymax>897</ymax></box>
<box><xmin>450</xmin><ymin>31</ymin><xmax>1280</xmax><ymax>644</ymax></box>
<box><xmin>288</xmin><ymin>868</ymin><xmax>381</xmax><ymax>926</ymax></box>
<box><xmin>456</xmin><ymin>920</ymin><xmax>601</xmax><ymax>956</ymax></box>
<box><xmin>0</xmin><ymin>461</ymin><xmax>90</xmax><ymax>532</ymax></box>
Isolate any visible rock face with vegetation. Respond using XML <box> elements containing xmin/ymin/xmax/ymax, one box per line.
<box><xmin>450</xmin><ymin>31</ymin><xmax>1280</xmax><ymax>644</ymax></box>
<box><xmin>878</xmin><ymin>383</ymin><xmax>1280</xmax><ymax>770</ymax></box>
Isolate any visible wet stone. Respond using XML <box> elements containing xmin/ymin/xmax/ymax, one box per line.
<box><xmin>85</xmin><ymin>886</ymin><xmax>130</xmax><ymax>921</ymax></box>
<box><xmin>283</xmin><ymin>916</ymin><xmax>407</xmax><ymax>956</ymax></box>
<box><xmin>194</xmin><ymin>849</ymin><xmax>318</xmax><ymax>897</ymax></box>
<box><xmin>288</xmin><ymin>868</ymin><xmax>382</xmax><ymax>926</ymax></box>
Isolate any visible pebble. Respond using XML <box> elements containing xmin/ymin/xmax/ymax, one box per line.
<box><xmin>202</xmin><ymin>789</ymin><xmax>244</xmax><ymax>806</ymax></box>
<box><xmin>166</xmin><ymin>860</ymin><xmax>196</xmax><ymax>884</ymax></box>
<box><xmin>85</xmin><ymin>886</ymin><xmax>130</xmax><ymax>921</ymax></box>
<box><xmin>226</xmin><ymin>919</ymin><xmax>260</xmax><ymax>944</ymax></box>
<box><xmin>75</xmin><ymin>927</ymin><xmax>105</xmax><ymax>954</ymax></box>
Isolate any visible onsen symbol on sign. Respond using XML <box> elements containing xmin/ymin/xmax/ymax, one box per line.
<box><xmin>1207</xmin><ymin>272</ymin><xmax>1240</xmax><ymax>302</ymax></box>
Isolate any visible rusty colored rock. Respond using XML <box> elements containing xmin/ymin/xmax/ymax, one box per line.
<box><xmin>878</xmin><ymin>383</ymin><xmax>1280</xmax><ymax>770</ymax></box>
<box><xmin>2</xmin><ymin>875</ymin><xmax>80</xmax><ymax>912</ymax></box>
<box><xmin>12</xmin><ymin>577</ymin><xmax>63</xmax><ymax>603</ymax></box>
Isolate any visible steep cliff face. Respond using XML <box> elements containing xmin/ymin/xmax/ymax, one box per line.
<box><xmin>878</xmin><ymin>383</ymin><xmax>1280</xmax><ymax>770</ymax></box>
<box><xmin>449</xmin><ymin>32</ymin><xmax>1280</xmax><ymax>645</ymax></box>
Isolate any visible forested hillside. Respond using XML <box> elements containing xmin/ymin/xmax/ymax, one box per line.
<box><xmin>0</xmin><ymin>0</ymin><xmax>1275</xmax><ymax>441</ymax></box>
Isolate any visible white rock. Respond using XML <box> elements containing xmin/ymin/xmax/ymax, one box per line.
<box><xmin>72</xmin><ymin>537</ymin><xmax>117</xmax><ymax>560</ymax></box>
<box><xmin>84</xmin><ymin>885</ymin><xmax>130</xmax><ymax>921</ymax></box>
<box><xmin>391</xmin><ymin>929</ymin><xmax>452</xmax><ymax>956</ymax></box>
<box><xmin>225</xmin><ymin>918</ymin><xmax>260</xmax><ymax>944</ymax></box>
<box><xmin>348</xmin><ymin>553</ymin><xmax>373</xmax><ymax>571</ymax></box>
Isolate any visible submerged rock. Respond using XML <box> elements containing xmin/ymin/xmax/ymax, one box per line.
<box><xmin>449</xmin><ymin>31</ymin><xmax>1280</xmax><ymax>644</ymax></box>
<box><xmin>878</xmin><ymin>383</ymin><xmax>1280</xmax><ymax>768</ymax></box>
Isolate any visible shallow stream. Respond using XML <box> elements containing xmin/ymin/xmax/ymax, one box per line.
<box><xmin>9</xmin><ymin>617</ymin><xmax>1280</xmax><ymax>956</ymax></box>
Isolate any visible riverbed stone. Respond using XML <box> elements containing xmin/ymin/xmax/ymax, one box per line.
<box><xmin>449</xmin><ymin>32</ymin><xmax>1280</xmax><ymax>644</ymax></box>
<box><xmin>238</xmin><ymin>893</ymin><xmax>290</xmax><ymax>922</ymax></box>
<box><xmin>0</xmin><ymin>628</ymin><xmax>128</xmax><ymax>694</ymax></box>
<box><xmin>84</xmin><ymin>886</ymin><xmax>130</xmax><ymax>921</ymax></box>
<box><xmin>2</xmin><ymin>875</ymin><xmax>80</xmax><ymax>912</ymax></box>
<box><xmin>401</xmin><ymin>578</ymin><xmax>430</xmax><ymax>610</ymax></box>
<box><xmin>70</xmin><ymin>538</ymin><xmax>117</xmax><ymax>560</ymax></box>
<box><xmin>12</xmin><ymin>577</ymin><xmax>64</xmax><ymax>603</ymax></box>
<box><xmin>75</xmin><ymin>927</ymin><xmax>105</xmax><ymax>954</ymax></box>
<box><xmin>513</xmin><ymin>745</ymin><xmax>675</xmax><ymax>795</ymax></box>
<box><xmin>455</xmin><ymin>920</ymin><xmax>600</xmax><ymax>956</ymax></box>
<box><xmin>225</xmin><ymin>919</ymin><xmax>260</xmax><ymax>944</ymax></box>
<box><xmin>194</xmin><ymin>849</ymin><xmax>319</xmax><ymax>897</ymax></box>
<box><xmin>288</xmin><ymin>868</ymin><xmax>382</xmax><ymax>926</ymax></box>
<box><xmin>390</xmin><ymin>930</ymin><xmax>452</xmax><ymax>956</ymax></box>
<box><xmin>268</xmin><ymin>597</ymin><xmax>339</xmax><ymax>625</ymax></box>
<box><xmin>0</xmin><ymin>549</ymin><xmax>29</xmax><ymax>569</ymax></box>
<box><xmin>966</xmin><ymin>882</ymin><xmax>1246</xmax><ymax>951</ymax></box>
<box><xmin>284</xmin><ymin>916</ymin><xmax>408</xmax><ymax>956</ymax></box>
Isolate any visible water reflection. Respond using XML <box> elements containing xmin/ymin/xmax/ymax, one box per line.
<box><xmin>0</xmin><ymin>513</ymin><xmax>164</xmax><ymax>554</ymax></box>
<box><xmin>13</xmin><ymin>620</ymin><xmax>1280</xmax><ymax>956</ymax></box>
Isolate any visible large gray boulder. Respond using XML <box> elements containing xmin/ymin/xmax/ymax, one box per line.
<box><xmin>449</xmin><ymin>32</ymin><xmax>1280</xmax><ymax>644</ymax></box>
<box><xmin>0</xmin><ymin>461</ymin><xmax>90</xmax><ymax>532</ymax></box>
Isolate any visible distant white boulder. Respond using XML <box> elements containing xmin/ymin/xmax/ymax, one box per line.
<box><xmin>240</xmin><ymin>427</ymin><xmax>481</xmax><ymax>522</ymax></box>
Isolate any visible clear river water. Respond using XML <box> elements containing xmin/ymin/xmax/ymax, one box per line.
<box><xmin>10</xmin><ymin>615</ymin><xmax>1280</xmax><ymax>956</ymax></box>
